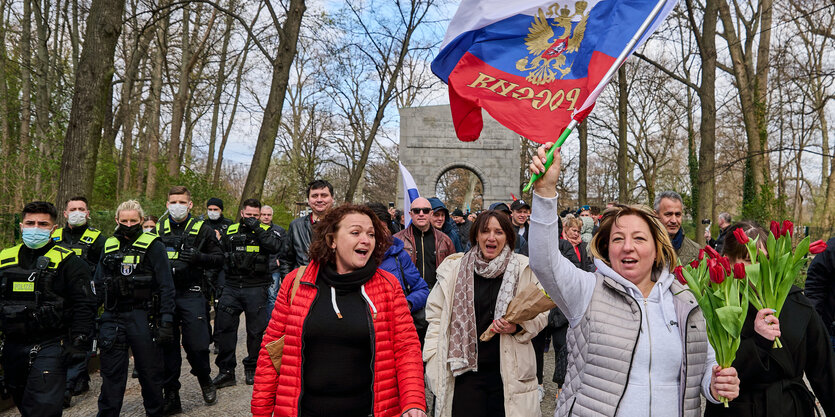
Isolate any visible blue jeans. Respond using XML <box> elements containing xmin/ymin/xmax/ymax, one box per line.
<box><xmin>267</xmin><ymin>272</ymin><xmax>281</xmax><ymax>310</ymax></box>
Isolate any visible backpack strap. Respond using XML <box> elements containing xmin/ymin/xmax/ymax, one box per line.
<box><xmin>289</xmin><ymin>265</ymin><xmax>306</xmax><ymax>306</ymax></box>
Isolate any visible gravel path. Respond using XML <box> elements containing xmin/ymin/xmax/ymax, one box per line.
<box><xmin>1</xmin><ymin>323</ymin><xmax>564</xmax><ymax>417</ymax></box>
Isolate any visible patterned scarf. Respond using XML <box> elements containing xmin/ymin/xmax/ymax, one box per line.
<box><xmin>447</xmin><ymin>245</ymin><xmax>520</xmax><ymax>376</ymax></box>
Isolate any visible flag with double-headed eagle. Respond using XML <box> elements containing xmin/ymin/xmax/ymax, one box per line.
<box><xmin>432</xmin><ymin>0</ymin><xmax>679</xmax><ymax>144</ymax></box>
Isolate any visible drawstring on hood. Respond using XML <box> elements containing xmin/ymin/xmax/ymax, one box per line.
<box><xmin>320</xmin><ymin>261</ymin><xmax>378</xmax><ymax>320</ymax></box>
<box><xmin>593</xmin><ymin>258</ymin><xmax>676</xmax><ymax>333</ymax></box>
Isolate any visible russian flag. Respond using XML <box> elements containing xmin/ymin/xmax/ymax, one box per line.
<box><xmin>399</xmin><ymin>162</ymin><xmax>420</xmax><ymax>226</ymax></box>
<box><xmin>432</xmin><ymin>0</ymin><xmax>678</xmax><ymax>144</ymax></box>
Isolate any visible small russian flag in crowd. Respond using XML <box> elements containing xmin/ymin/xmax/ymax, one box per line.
<box><xmin>399</xmin><ymin>162</ymin><xmax>420</xmax><ymax>226</ymax></box>
<box><xmin>432</xmin><ymin>0</ymin><xmax>678</xmax><ymax>144</ymax></box>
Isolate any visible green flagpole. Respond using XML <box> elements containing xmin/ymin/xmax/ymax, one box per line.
<box><xmin>522</xmin><ymin>119</ymin><xmax>577</xmax><ymax>192</ymax></box>
<box><xmin>521</xmin><ymin>0</ymin><xmax>669</xmax><ymax>193</ymax></box>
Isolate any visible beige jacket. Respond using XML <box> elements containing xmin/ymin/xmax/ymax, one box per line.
<box><xmin>423</xmin><ymin>253</ymin><xmax>548</xmax><ymax>417</ymax></box>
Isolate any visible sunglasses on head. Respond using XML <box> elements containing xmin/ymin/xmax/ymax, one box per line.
<box><xmin>411</xmin><ymin>207</ymin><xmax>431</xmax><ymax>214</ymax></box>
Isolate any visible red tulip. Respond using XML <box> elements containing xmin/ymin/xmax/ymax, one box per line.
<box><xmin>733</xmin><ymin>263</ymin><xmax>746</xmax><ymax>279</ymax></box>
<box><xmin>719</xmin><ymin>257</ymin><xmax>732</xmax><ymax>276</ymax></box>
<box><xmin>705</xmin><ymin>245</ymin><xmax>720</xmax><ymax>259</ymax></box>
<box><xmin>709</xmin><ymin>262</ymin><xmax>725</xmax><ymax>284</ymax></box>
<box><xmin>810</xmin><ymin>240</ymin><xmax>828</xmax><ymax>255</ymax></box>
<box><xmin>698</xmin><ymin>249</ymin><xmax>705</xmax><ymax>261</ymax></box>
<box><xmin>733</xmin><ymin>228</ymin><xmax>750</xmax><ymax>245</ymax></box>
<box><xmin>674</xmin><ymin>265</ymin><xmax>687</xmax><ymax>285</ymax></box>
<box><xmin>781</xmin><ymin>220</ymin><xmax>794</xmax><ymax>238</ymax></box>
<box><xmin>690</xmin><ymin>259</ymin><xmax>700</xmax><ymax>269</ymax></box>
<box><xmin>770</xmin><ymin>221</ymin><xmax>781</xmax><ymax>238</ymax></box>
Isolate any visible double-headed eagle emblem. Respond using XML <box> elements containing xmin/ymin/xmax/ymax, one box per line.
<box><xmin>516</xmin><ymin>2</ymin><xmax>590</xmax><ymax>85</ymax></box>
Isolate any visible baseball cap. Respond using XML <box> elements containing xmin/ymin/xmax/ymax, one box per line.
<box><xmin>510</xmin><ymin>200</ymin><xmax>530</xmax><ymax>211</ymax></box>
<box><xmin>489</xmin><ymin>202</ymin><xmax>511</xmax><ymax>214</ymax></box>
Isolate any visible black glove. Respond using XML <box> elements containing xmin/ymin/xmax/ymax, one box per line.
<box><xmin>67</xmin><ymin>334</ymin><xmax>91</xmax><ymax>362</ymax></box>
<box><xmin>179</xmin><ymin>248</ymin><xmax>202</xmax><ymax>264</ymax></box>
<box><xmin>242</xmin><ymin>216</ymin><xmax>260</xmax><ymax>231</ymax></box>
<box><xmin>157</xmin><ymin>321</ymin><xmax>175</xmax><ymax>345</ymax></box>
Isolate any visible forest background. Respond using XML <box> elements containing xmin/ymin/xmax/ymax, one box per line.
<box><xmin>0</xmin><ymin>0</ymin><xmax>831</xmax><ymax>246</ymax></box>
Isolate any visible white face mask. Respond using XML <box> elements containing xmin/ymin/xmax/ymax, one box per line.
<box><xmin>168</xmin><ymin>203</ymin><xmax>189</xmax><ymax>221</ymax></box>
<box><xmin>143</xmin><ymin>227</ymin><xmax>154</xmax><ymax>233</ymax></box>
<box><xmin>67</xmin><ymin>211</ymin><xmax>88</xmax><ymax>227</ymax></box>
<box><xmin>207</xmin><ymin>211</ymin><xmax>221</xmax><ymax>221</ymax></box>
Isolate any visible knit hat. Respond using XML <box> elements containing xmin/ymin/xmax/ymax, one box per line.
<box><xmin>451</xmin><ymin>209</ymin><xmax>464</xmax><ymax>217</ymax></box>
<box><xmin>206</xmin><ymin>197</ymin><xmax>224</xmax><ymax>211</ymax></box>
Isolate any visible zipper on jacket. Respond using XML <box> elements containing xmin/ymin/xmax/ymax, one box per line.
<box><xmin>296</xmin><ymin>282</ymin><xmax>319</xmax><ymax>417</ymax></box>
<box><xmin>612</xmin><ymin>295</ymin><xmax>642</xmax><ymax>416</ymax></box>
<box><xmin>644</xmin><ymin>298</ymin><xmax>652</xmax><ymax>417</ymax></box>
<box><xmin>363</xmin><ymin>297</ymin><xmax>376</xmax><ymax>415</ymax></box>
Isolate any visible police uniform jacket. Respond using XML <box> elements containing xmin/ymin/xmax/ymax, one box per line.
<box><xmin>221</xmin><ymin>220</ymin><xmax>282</xmax><ymax>288</ymax></box>
<box><xmin>0</xmin><ymin>241</ymin><xmax>96</xmax><ymax>343</ymax></box>
<box><xmin>94</xmin><ymin>232</ymin><xmax>176</xmax><ymax>323</ymax></box>
<box><xmin>51</xmin><ymin>224</ymin><xmax>105</xmax><ymax>272</ymax></box>
<box><xmin>156</xmin><ymin>215</ymin><xmax>224</xmax><ymax>290</ymax></box>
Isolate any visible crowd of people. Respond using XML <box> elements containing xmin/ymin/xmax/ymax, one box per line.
<box><xmin>3</xmin><ymin>146</ymin><xmax>835</xmax><ymax>417</ymax></box>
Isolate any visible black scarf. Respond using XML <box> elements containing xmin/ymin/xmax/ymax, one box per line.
<box><xmin>320</xmin><ymin>260</ymin><xmax>377</xmax><ymax>292</ymax></box>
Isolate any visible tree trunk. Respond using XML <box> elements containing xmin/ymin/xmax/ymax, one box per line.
<box><xmin>17</xmin><ymin>0</ymin><xmax>32</xmax><ymax>207</ymax></box>
<box><xmin>214</xmin><ymin>35</ymin><xmax>249</xmax><ymax>187</ymax></box>
<box><xmin>695</xmin><ymin>0</ymin><xmax>717</xmax><ymax>246</ymax></box>
<box><xmin>0</xmin><ymin>0</ymin><xmax>10</xmax><ymax>210</ymax></box>
<box><xmin>617</xmin><ymin>66</ymin><xmax>628</xmax><ymax>203</ymax></box>
<box><xmin>206</xmin><ymin>0</ymin><xmax>234</xmax><ymax>178</ymax></box>
<box><xmin>144</xmin><ymin>12</ymin><xmax>168</xmax><ymax>197</ymax></box>
<box><xmin>56</xmin><ymin>0</ymin><xmax>126</xmax><ymax>206</ymax></box>
<box><xmin>578</xmin><ymin>122</ymin><xmax>588</xmax><ymax>206</ymax></box>
<box><xmin>167</xmin><ymin>4</ymin><xmax>190</xmax><ymax>179</ymax></box>
<box><xmin>238</xmin><ymin>0</ymin><xmax>306</xmax><ymax>205</ymax></box>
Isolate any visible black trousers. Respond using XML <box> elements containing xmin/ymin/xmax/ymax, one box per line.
<box><xmin>3</xmin><ymin>340</ymin><xmax>65</xmax><ymax>417</ymax></box>
<box><xmin>451</xmin><ymin>369</ymin><xmax>505</xmax><ymax>417</ymax></box>
<box><xmin>214</xmin><ymin>285</ymin><xmax>269</xmax><ymax>372</ymax></box>
<box><xmin>97</xmin><ymin>309</ymin><xmax>165</xmax><ymax>417</ymax></box>
<box><xmin>163</xmin><ymin>289</ymin><xmax>212</xmax><ymax>391</ymax></box>
<box><xmin>65</xmin><ymin>344</ymin><xmax>91</xmax><ymax>391</ymax></box>
<box><xmin>532</xmin><ymin>331</ymin><xmax>548</xmax><ymax>385</ymax></box>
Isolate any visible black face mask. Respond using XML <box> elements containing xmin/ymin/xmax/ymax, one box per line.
<box><xmin>115</xmin><ymin>223</ymin><xmax>142</xmax><ymax>241</ymax></box>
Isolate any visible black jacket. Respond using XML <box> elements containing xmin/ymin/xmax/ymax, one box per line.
<box><xmin>280</xmin><ymin>214</ymin><xmax>314</xmax><ymax>278</ymax></box>
<box><xmin>205</xmin><ymin>215</ymin><xmax>234</xmax><ymax>235</ymax></box>
<box><xmin>1</xmin><ymin>242</ymin><xmax>97</xmax><ymax>342</ymax></box>
<box><xmin>156</xmin><ymin>215</ymin><xmax>224</xmax><ymax>290</ymax></box>
<box><xmin>221</xmin><ymin>220</ymin><xmax>283</xmax><ymax>287</ymax></box>
<box><xmin>559</xmin><ymin>239</ymin><xmax>594</xmax><ymax>272</ymax></box>
<box><xmin>704</xmin><ymin>287</ymin><xmax>835</xmax><ymax>417</ymax></box>
<box><xmin>803</xmin><ymin>236</ymin><xmax>835</xmax><ymax>334</ymax></box>
<box><xmin>94</xmin><ymin>234</ymin><xmax>176</xmax><ymax>323</ymax></box>
<box><xmin>54</xmin><ymin>224</ymin><xmax>106</xmax><ymax>270</ymax></box>
<box><xmin>708</xmin><ymin>226</ymin><xmax>729</xmax><ymax>254</ymax></box>
<box><xmin>267</xmin><ymin>223</ymin><xmax>287</xmax><ymax>274</ymax></box>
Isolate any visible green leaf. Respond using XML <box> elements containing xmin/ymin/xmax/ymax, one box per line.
<box><xmin>715</xmin><ymin>305</ymin><xmax>745</xmax><ymax>337</ymax></box>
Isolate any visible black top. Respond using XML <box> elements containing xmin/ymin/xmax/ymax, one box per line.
<box><xmin>704</xmin><ymin>287</ymin><xmax>835</xmax><ymax>417</ymax></box>
<box><xmin>158</xmin><ymin>215</ymin><xmax>224</xmax><ymax>289</ymax></box>
<box><xmin>802</xmin><ymin>236</ymin><xmax>835</xmax><ymax>334</ymax></box>
<box><xmin>412</xmin><ymin>223</ymin><xmax>437</xmax><ymax>288</ymax></box>
<box><xmin>62</xmin><ymin>224</ymin><xmax>106</xmax><ymax>268</ymax></box>
<box><xmin>301</xmin><ymin>263</ymin><xmax>374</xmax><ymax>417</ymax></box>
<box><xmin>474</xmin><ymin>272</ymin><xmax>502</xmax><ymax>372</ymax></box>
<box><xmin>205</xmin><ymin>215</ymin><xmax>233</xmax><ymax>234</ymax></box>
<box><xmin>266</xmin><ymin>223</ymin><xmax>287</xmax><ymax>274</ymax></box>
<box><xmin>9</xmin><ymin>242</ymin><xmax>97</xmax><ymax>341</ymax></box>
<box><xmin>558</xmin><ymin>239</ymin><xmax>595</xmax><ymax>272</ymax></box>
<box><xmin>280</xmin><ymin>214</ymin><xmax>314</xmax><ymax>278</ymax></box>
<box><xmin>94</xmin><ymin>236</ymin><xmax>176</xmax><ymax>322</ymax></box>
<box><xmin>221</xmin><ymin>220</ymin><xmax>283</xmax><ymax>287</ymax></box>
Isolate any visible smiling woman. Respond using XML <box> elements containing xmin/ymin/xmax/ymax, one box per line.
<box><xmin>423</xmin><ymin>210</ymin><xmax>547</xmax><ymax>417</ymax></box>
<box><xmin>252</xmin><ymin>204</ymin><xmax>427</xmax><ymax>417</ymax></box>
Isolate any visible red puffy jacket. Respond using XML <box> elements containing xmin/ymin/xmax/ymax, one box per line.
<box><xmin>251</xmin><ymin>261</ymin><xmax>426</xmax><ymax>416</ymax></box>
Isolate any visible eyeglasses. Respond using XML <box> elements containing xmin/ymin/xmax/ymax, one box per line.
<box><xmin>411</xmin><ymin>207</ymin><xmax>431</xmax><ymax>214</ymax></box>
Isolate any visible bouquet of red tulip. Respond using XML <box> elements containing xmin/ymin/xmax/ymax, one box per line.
<box><xmin>731</xmin><ymin>220</ymin><xmax>828</xmax><ymax>348</ymax></box>
<box><xmin>675</xmin><ymin>247</ymin><xmax>748</xmax><ymax>407</ymax></box>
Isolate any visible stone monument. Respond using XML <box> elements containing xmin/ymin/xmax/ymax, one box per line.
<box><xmin>398</xmin><ymin>105</ymin><xmax>520</xmax><ymax>209</ymax></box>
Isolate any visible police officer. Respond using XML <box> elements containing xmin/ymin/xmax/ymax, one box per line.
<box><xmin>0</xmin><ymin>201</ymin><xmax>96</xmax><ymax>416</ymax></box>
<box><xmin>156</xmin><ymin>186</ymin><xmax>223</xmax><ymax>413</ymax></box>
<box><xmin>204</xmin><ymin>197</ymin><xmax>231</xmax><ymax>354</ymax></box>
<box><xmin>96</xmin><ymin>200</ymin><xmax>175</xmax><ymax>417</ymax></box>
<box><xmin>51</xmin><ymin>195</ymin><xmax>105</xmax><ymax>406</ymax></box>
<box><xmin>212</xmin><ymin>198</ymin><xmax>282</xmax><ymax>387</ymax></box>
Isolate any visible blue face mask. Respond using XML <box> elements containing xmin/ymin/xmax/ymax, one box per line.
<box><xmin>21</xmin><ymin>227</ymin><xmax>52</xmax><ymax>249</ymax></box>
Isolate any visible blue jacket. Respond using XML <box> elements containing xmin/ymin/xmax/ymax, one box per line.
<box><xmin>379</xmin><ymin>237</ymin><xmax>429</xmax><ymax>312</ymax></box>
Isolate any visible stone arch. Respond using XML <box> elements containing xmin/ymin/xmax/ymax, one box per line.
<box><xmin>397</xmin><ymin>105</ymin><xmax>520</xmax><ymax>209</ymax></box>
